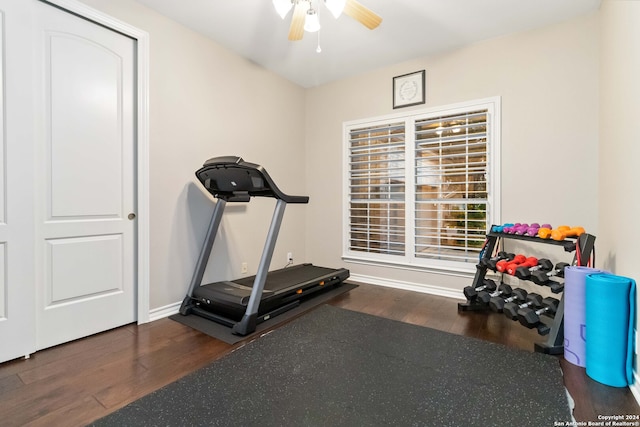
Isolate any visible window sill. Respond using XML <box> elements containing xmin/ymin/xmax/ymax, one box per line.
<box><xmin>342</xmin><ymin>255</ymin><xmax>477</xmax><ymax>278</ymax></box>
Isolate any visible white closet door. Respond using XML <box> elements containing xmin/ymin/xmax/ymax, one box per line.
<box><xmin>32</xmin><ymin>0</ymin><xmax>137</xmax><ymax>350</ymax></box>
<box><xmin>0</xmin><ymin>0</ymin><xmax>37</xmax><ymax>363</ymax></box>
<box><xmin>0</xmin><ymin>0</ymin><xmax>140</xmax><ymax>363</ymax></box>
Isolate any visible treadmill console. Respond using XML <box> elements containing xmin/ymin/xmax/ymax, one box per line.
<box><xmin>195</xmin><ymin>156</ymin><xmax>309</xmax><ymax>204</ymax></box>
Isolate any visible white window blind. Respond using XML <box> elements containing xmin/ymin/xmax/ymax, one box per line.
<box><xmin>348</xmin><ymin>122</ymin><xmax>406</xmax><ymax>255</ymax></box>
<box><xmin>414</xmin><ymin>110</ymin><xmax>489</xmax><ymax>263</ymax></box>
<box><xmin>344</xmin><ymin>98</ymin><xmax>500</xmax><ymax>270</ymax></box>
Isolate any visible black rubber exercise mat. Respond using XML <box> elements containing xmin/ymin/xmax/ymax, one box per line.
<box><xmin>92</xmin><ymin>305</ymin><xmax>572</xmax><ymax>427</ymax></box>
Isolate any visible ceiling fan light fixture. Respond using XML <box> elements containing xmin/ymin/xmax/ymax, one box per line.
<box><xmin>324</xmin><ymin>0</ymin><xmax>346</xmax><ymax>18</ymax></box>
<box><xmin>304</xmin><ymin>8</ymin><xmax>321</xmax><ymax>32</ymax></box>
<box><xmin>283</xmin><ymin>0</ymin><xmax>380</xmax><ymax>44</ymax></box>
<box><xmin>273</xmin><ymin>0</ymin><xmax>293</xmax><ymax>19</ymax></box>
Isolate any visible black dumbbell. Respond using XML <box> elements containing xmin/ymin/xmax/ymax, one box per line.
<box><xmin>477</xmin><ymin>283</ymin><xmax>512</xmax><ymax>305</ymax></box>
<box><xmin>504</xmin><ymin>293</ymin><xmax>542</xmax><ymax>320</ymax></box>
<box><xmin>545</xmin><ymin>279</ymin><xmax>564</xmax><ymax>294</ymax></box>
<box><xmin>481</xmin><ymin>252</ymin><xmax>514</xmax><ymax>270</ymax></box>
<box><xmin>515</xmin><ymin>258</ymin><xmax>553</xmax><ymax>280</ymax></box>
<box><xmin>489</xmin><ymin>288</ymin><xmax>527</xmax><ymax>313</ymax></box>
<box><xmin>517</xmin><ymin>297</ymin><xmax>560</xmax><ymax>329</ymax></box>
<box><xmin>485</xmin><ymin>252</ymin><xmax>515</xmax><ymax>271</ymax></box>
<box><xmin>479</xmin><ymin>251</ymin><xmax>506</xmax><ymax>268</ymax></box>
<box><xmin>463</xmin><ymin>279</ymin><xmax>497</xmax><ymax>301</ymax></box>
<box><xmin>531</xmin><ymin>262</ymin><xmax>570</xmax><ymax>285</ymax></box>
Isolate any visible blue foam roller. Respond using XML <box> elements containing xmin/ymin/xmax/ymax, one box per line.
<box><xmin>585</xmin><ymin>273</ymin><xmax>636</xmax><ymax>387</ymax></box>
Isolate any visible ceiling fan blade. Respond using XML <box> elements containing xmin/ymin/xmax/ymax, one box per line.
<box><xmin>343</xmin><ymin>0</ymin><xmax>382</xmax><ymax>30</ymax></box>
<box><xmin>288</xmin><ymin>3</ymin><xmax>306</xmax><ymax>41</ymax></box>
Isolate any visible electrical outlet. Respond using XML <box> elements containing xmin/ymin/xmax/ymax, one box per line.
<box><xmin>287</xmin><ymin>252</ymin><xmax>293</xmax><ymax>263</ymax></box>
<box><xmin>241</xmin><ymin>262</ymin><xmax>248</xmax><ymax>274</ymax></box>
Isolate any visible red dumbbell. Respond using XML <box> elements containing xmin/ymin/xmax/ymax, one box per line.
<box><xmin>496</xmin><ymin>254</ymin><xmax>526</xmax><ymax>273</ymax></box>
<box><xmin>507</xmin><ymin>257</ymin><xmax>538</xmax><ymax>275</ymax></box>
<box><xmin>503</xmin><ymin>255</ymin><xmax>531</xmax><ymax>274</ymax></box>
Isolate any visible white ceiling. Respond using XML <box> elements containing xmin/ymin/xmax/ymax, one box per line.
<box><xmin>135</xmin><ymin>0</ymin><xmax>601</xmax><ymax>88</ymax></box>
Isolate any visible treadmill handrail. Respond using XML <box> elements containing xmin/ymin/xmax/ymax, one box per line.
<box><xmin>196</xmin><ymin>156</ymin><xmax>309</xmax><ymax>204</ymax></box>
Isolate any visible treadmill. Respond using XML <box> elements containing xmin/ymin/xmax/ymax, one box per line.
<box><xmin>179</xmin><ymin>156</ymin><xmax>350</xmax><ymax>336</ymax></box>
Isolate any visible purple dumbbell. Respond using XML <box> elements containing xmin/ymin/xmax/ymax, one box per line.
<box><xmin>506</xmin><ymin>223</ymin><xmax>521</xmax><ymax>234</ymax></box>
<box><xmin>525</xmin><ymin>223</ymin><xmax>541</xmax><ymax>236</ymax></box>
<box><xmin>514</xmin><ymin>224</ymin><xmax>529</xmax><ymax>235</ymax></box>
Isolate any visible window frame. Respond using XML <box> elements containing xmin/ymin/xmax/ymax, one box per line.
<box><xmin>342</xmin><ymin>97</ymin><xmax>501</xmax><ymax>274</ymax></box>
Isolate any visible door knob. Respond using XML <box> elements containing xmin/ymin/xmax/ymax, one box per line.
<box><xmin>128</xmin><ymin>213</ymin><xmax>136</xmax><ymax>220</ymax></box>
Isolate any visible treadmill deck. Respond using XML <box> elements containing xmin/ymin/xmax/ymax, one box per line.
<box><xmin>193</xmin><ymin>263</ymin><xmax>349</xmax><ymax>310</ymax></box>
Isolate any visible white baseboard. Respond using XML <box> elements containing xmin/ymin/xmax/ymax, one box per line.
<box><xmin>349</xmin><ymin>273</ymin><xmax>465</xmax><ymax>300</ymax></box>
<box><xmin>148</xmin><ymin>301</ymin><xmax>181</xmax><ymax>322</ymax></box>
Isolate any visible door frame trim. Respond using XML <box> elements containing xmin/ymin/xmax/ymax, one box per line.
<box><xmin>42</xmin><ymin>0</ymin><xmax>151</xmax><ymax>323</ymax></box>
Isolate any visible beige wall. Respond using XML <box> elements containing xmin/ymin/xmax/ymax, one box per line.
<box><xmin>305</xmin><ymin>12</ymin><xmax>600</xmax><ymax>292</ymax></box>
<box><xmin>78</xmin><ymin>0</ymin><xmax>307</xmax><ymax>310</ymax></box>
<box><xmin>599</xmin><ymin>0</ymin><xmax>640</xmax><ymax>381</ymax></box>
<box><xmin>599</xmin><ymin>0</ymin><xmax>640</xmax><ymax>282</ymax></box>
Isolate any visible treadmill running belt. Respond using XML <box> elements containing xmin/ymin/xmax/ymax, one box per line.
<box><xmin>235</xmin><ymin>264</ymin><xmax>344</xmax><ymax>293</ymax></box>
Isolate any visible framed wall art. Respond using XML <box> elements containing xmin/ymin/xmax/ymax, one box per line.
<box><xmin>393</xmin><ymin>70</ymin><xmax>426</xmax><ymax>109</ymax></box>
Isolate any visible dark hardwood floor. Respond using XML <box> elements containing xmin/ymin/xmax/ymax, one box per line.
<box><xmin>1</xmin><ymin>283</ymin><xmax>638</xmax><ymax>426</ymax></box>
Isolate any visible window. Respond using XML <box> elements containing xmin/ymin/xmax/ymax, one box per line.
<box><xmin>348</xmin><ymin>122</ymin><xmax>406</xmax><ymax>256</ymax></box>
<box><xmin>344</xmin><ymin>98</ymin><xmax>500</xmax><ymax>271</ymax></box>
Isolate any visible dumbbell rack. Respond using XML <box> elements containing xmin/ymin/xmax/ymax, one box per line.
<box><xmin>458</xmin><ymin>227</ymin><xmax>596</xmax><ymax>355</ymax></box>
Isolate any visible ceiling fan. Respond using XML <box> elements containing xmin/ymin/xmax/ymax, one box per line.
<box><xmin>273</xmin><ymin>0</ymin><xmax>383</xmax><ymax>41</ymax></box>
